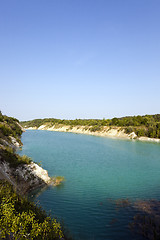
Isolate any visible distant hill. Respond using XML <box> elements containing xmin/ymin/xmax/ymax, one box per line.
<box><xmin>21</xmin><ymin>114</ymin><xmax>160</xmax><ymax>139</ymax></box>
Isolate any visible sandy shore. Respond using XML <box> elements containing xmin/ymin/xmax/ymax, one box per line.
<box><xmin>27</xmin><ymin>125</ymin><xmax>128</xmax><ymax>138</ymax></box>
<box><xmin>26</xmin><ymin>125</ymin><xmax>160</xmax><ymax>143</ymax></box>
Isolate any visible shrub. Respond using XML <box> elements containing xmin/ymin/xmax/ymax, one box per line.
<box><xmin>89</xmin><ymin>125</ymin><xmax>102</xmax><ymax>132</ymax></box>
<box><xmin>52</xmin><ymin>176</ymin><xmax>65</xmax><ymax>186</ymax></box>
<box><xmin>125</xmin><ymin>127</ymin><xmax>134</xmax><ymax>134</ymax></box>
<box><xmin>0</xmin><ymin>180</ymin><xmax>64</xmax><ymax>240</ymax></box>
<box><xmin>0</xmin><ymin>147</ymin><xmax>32</xmax><ymax>168</ymax></box>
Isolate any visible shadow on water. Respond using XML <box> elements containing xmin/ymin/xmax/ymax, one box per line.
<box><xmin>28</xmin><ymin>185</ymin><xmax>50</xmax><ymax>200</ymax></box>
<box><xmin>104</xmin><ymin>198</ymin><xmax>160</xmax><ymax>240</ymax></box>
<box><xmin>28</xmin><ymin>181</ymin><xmax>65</xmax><ymax>200</ymax></box>
<box><xmin>55</xmin><ymin>182</ymin><xmax>65</xmax><ymax>190</ymax></box>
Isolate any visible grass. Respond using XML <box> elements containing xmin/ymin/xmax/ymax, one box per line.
<box><xmin>51</xmin><ymin>176</ymin><xmax>65</xmax><ymax>186</ymax></box>
<box><xmin>0</xmin><ymin>147</ymin><xmax>32</xmax><ymax>168</ymax></box>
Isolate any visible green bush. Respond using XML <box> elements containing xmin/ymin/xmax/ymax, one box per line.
<box><xmin>0</xmin><ymin>147</ymin><xmax>32</xmax><ymax>168</ymax></box>
<box><xmin>0</xmin><ymin>123</ymin><xmax>12</xmax><ymax>136</ymax></box>
<box><xmin>135</xmin><ymin>128</ymin><xmax>147</xmax><ymax>137</ymax></box>
<box><xmin>125</xmin><ymin>127</ymin><xmax>134</xmax><ymax>134</ymax></box>
<box><xmin>0</xmin><ymin>113</ymin><xmax>22</xmax><ymax>146</ymax></box>
<box><xmin>89</xmin><ymin>125</ymin><xmax>102</xmax><ymax>132</ymax></box>
<box><xmin>0</xmin><ymin>180</ymin><xmax>64</xmax><ymax>240</ymax></box>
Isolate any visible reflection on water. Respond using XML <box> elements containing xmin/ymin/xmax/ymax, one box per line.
<box><xmin>29</xmin><ymin>185</ymin><xmax>50</xmax><ymax>199</ymax></box>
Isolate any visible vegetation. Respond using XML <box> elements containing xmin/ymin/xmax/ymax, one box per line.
<box><xmin>21</xmin><ymin>114</ymin><xmax>160</xmax><ymax>139</ymax></box>
<box><xmin>0</xmin><ymin>111</ymin><xmax>22</xmax><ymax>146</ymax></box>
<box><xmin>0</xmin><ymin>112</ymin><xmax>31</xmax><ymax>167</ymax></box>
<box><xmin>0</xmin><ymin>180</ymin><xmax>64</xmax><ymax>240</ymax></box>
<box><xmin>89</xmin><ymin>125</ymin><xmax>102</xmax><ymax>132</ymax></box>
<box><xmin>0</xmin><ymin>147</ymin><xmax>32</xmax><ymax>167</ymax></box>
<box><xmin>21</xmin><ymin>117</ymin><xmax>110</xmax><ymax>128</ymax></box>
<box><xmin>52</xmin><ymin>176</ymin><xmax>65</xmax><ymax>186</ymax></box>
<box><xmin>110</xmin><ymin>115</ymin><xmax>160</xmax><ymax>138</ymax></box>
<box><xmin>0</xmin><ymin>112</ymin><xmax>68</xmax><ymax>239</ymax></box>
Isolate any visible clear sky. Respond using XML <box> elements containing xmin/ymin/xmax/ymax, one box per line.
<box><xmin>0</xmin><ymin>0</ymin><xmax>160</xmax><ymax>121</ymax></box>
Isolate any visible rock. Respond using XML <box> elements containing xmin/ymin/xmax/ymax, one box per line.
<box><xmin>10</xmin><ymin>136</ymin><xmax>20</xmax><ymax>148</ymax></box>
<box><xmin>0</xmin><ymin>161</ymin><xmax>51</xmax><ymax>194</ymax></box>
<box><xmin>38</xmin><ymin>125</ymin><xmax>46</xmax><ymax>130</ymax></box>
<box><xmin>29</xmin><ymin>162</ymin><xmax>51</xmax><ymax>184</ymax></box>
<box><xmin>128</xmin><ymin>132</ymin><xmax>137</xmax><ymax>139</ymax></box>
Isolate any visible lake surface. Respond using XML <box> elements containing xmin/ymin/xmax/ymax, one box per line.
<box><xmin>20</xmin><ymin>130</ymin><xmax>160</xmax><ymax>240</ymax></box>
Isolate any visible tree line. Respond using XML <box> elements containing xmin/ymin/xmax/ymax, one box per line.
<box><xmin>21</xmin><ymin>114</ymin><xmax>160</xmax><ymax>139</ymax></box>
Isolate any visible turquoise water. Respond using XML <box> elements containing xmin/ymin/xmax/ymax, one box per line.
<box><xmin>20</xmin><ymin>130</ymin><xmax>160</xmax><ymax>240</ymax></box>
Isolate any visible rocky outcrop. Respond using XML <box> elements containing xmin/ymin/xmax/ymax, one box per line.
<box><xmin>0</xmin><ymin>159</ymin><xmax>51</xmax><ymax>194</ymax></box>
<box><xmin>10</xmin><ymin>136</ymin><xmax>21</xmax><ymax>148</ymax></box>
<box><xmin>128</xmin><ymin>132</ymin><xmax>137</xmax><ymax>139</ymax></box>
<box><xmin>0</xmin><ymin>120</ymin><xmax>52</xmax><ymax>194</ymax></box>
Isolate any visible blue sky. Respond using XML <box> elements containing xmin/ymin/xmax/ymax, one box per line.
<box><xmin>0</xmin><ymin>0</ymin><xmax>160</xmax><ymax>121</ymax></box>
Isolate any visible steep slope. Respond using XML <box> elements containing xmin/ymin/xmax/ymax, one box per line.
<box><xmin>0</xmin><ymin>112</ymin><xmax>51</xmax><ymax>194</ymax></box>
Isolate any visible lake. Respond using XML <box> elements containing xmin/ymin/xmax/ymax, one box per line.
<box><xmin>20</xmin><ymin>130</ymin><xmax>160</xmax><ymax>240</ymax></box>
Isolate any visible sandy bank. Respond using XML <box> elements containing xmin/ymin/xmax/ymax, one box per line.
<box><xmin>27</xmin><ymin>125</ymin><xmax>128</xmax><ymax>138</ymax></box>
<box><xmin>25</xmin><ymin>125</ymin><xmax>160</xmax><ymax>143</ymax></box>
<box><xmin>138</xmin><ymin>136</ymin><xmax>160</xmax><ymax>143</ymax></box>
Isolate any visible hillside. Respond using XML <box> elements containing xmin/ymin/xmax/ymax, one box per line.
<box><xmin>21</xmin><ymin>114</ymin><xmax>160</xmax><ymax>140</ymax></box>
<box><xmin>0</xmin><ymin>111</ymin><xmax>66</xmax><ymax>239</ymax></box>
<box><xmin>0</xmin><ymin>111</ymin><xmax>23</xmax><ymax>148</ymax></box>
<box><xmin>0</xmin><ymin>111</ymin><xmax>52</xmax><ymax>193</ymax></box>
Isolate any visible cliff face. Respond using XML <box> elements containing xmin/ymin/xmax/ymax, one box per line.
<box><xmin>27</xmin><ymin>124</ymin><xmax>130</xmax><ymax>138</ymax></box>
<box><xmin>0</xmin><ymin>160</ymin><xmax>51</xmax><ymax>194</ymax></box>
<box><xmin>0</xmin><ymin>113</ymin><xmax>51</xmax><ymax>194</ymax></box>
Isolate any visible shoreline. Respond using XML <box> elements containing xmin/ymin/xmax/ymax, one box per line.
<box><xmin>25</xmin><ymin>125</ymin><xmax>160</xmax><ymax>143</ymax></box>
<box><xmin>0</xmin><ymin>134</ymin><xmax>52</xmax><ymax>194</ymax></box>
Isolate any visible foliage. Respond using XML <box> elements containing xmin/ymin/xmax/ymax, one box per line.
<box><xmin>0</xmin><ymin>180</ymin><xmax>64</xmax><ymax>240</ymax></box>
<box><xmin>0</xmin><ymin>112</ymin><xmax>22</xmax><ymax>145</ymax></box>
<box><xmin>0</xmin><ymin>147</ymin><xmax>32</xmax><ymax>167</ymax></box>
<box><xmin>21</xmin><ymin>118</ymin><xmax>111</xmax><ymax>128</ymax></box>
<box><xmin>89</xmin><ymin>125</ymin><xmax>102</xmax><ymax>132</ymax></box>
<box><xmin>125</xmin><ymin>127</ymin><xmax>134</xmax><ymax>134</ymax></box>
<box><xmin>21</xmin><ymin>114</ymin><xmax>160</xmax><ymax>139</ymax></box>
<box><xmin>52</xmin><ymin>176</ymin><xmax>65</xmax><ymax>186</ymax></box>
<box><xmin>0</xmin><ymin>113</ymin><xmax>69</xmax><ymax>239</ymax></box>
